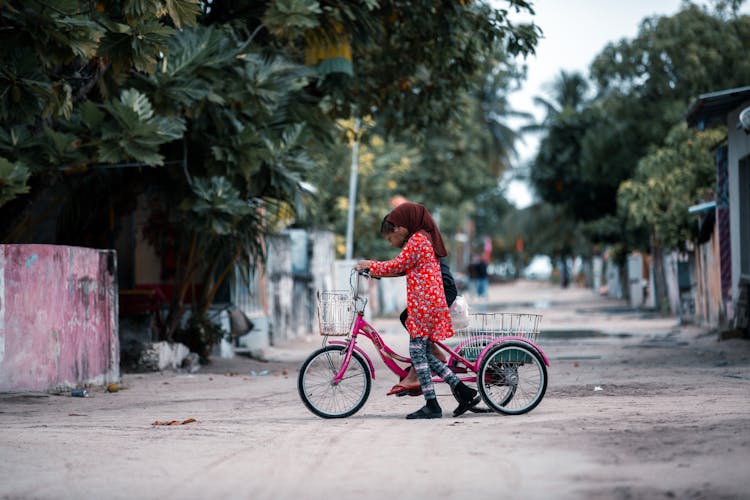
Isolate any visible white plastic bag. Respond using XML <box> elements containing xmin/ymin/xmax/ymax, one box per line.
<box><xmin>450</xmin><ymin>295</ymin><xmax>470</xmax><ymax>329</ymax></box>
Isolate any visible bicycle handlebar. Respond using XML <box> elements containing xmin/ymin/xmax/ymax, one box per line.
<box><xmin>357</xmin><ymin>269</ymin><xmax>380</xmax><ymax>280</ymax></box>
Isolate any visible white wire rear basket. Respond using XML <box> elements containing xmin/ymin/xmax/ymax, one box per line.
<box><xmin>453</xmin><ymin>312</ymin><xmax>543</xmax><ymax>361</ymax></box>
<box><xmin>317</xmin><ymin>291</ymin><xmax>356</xmax><ymax>336</ymax></box>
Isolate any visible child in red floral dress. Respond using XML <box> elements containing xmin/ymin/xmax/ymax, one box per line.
<box><xmin>382</xmin><ymin>202</ymin><xmax>457</xmax><ymax>397</ymax></box>
<box><xmin>355</xmin><ymin>213</ymin><xmax>480</xmax><ymax>419</ymax></box>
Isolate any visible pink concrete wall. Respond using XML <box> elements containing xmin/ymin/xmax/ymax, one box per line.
<box><xmin>0</xmin><ymin>245</ymin><xmax>119</xmax><ymax>392</ymax></box>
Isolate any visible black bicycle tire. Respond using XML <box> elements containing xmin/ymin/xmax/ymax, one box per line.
<box><xmin>477</xmin><ymin>342</ymin><xmax>547</xmax><ymax>415</ymax></box>
<box><xmin>298</xmin><ymin>345</ymin><xmax>371</xmax><ymax>419</ymax></box>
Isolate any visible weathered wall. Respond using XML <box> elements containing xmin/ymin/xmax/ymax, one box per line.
<box><xmin>266</xmin><ymin>230</ymin><xmax>336</xmax><ymax>344</ymax></box>
<box><xmin>694</xmin><ymin>234</ymin><xmax>724</xmax><ymax>326</ymax></box>
<box><xmin>308</xmin><ymin>231</ymin><xmax>336</xmax><ymax>335</ymax></box>
<box><xmin>0</xmin><ymin>245</ymin><xmax>119</xmax><ymax>392</ymax></box>
<box><xmin>266</xmin><ymin>233</ymin><xmax>293</xmax><ymax>345</ymax></box>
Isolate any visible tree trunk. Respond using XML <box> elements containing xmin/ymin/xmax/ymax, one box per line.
<box><xmin>651</xmin><ymin>233</ymin><xmax>670</xmax><ymax>315</ymax></box>
<box><xmin>200</xmin><ymin>245</ymin><xmax>241</xmax><ymax>315</ymax></box>
<box><xmin>163</xmin><ymin>232</ymin><xmax>200</xmax><ymax>341</ymax></box>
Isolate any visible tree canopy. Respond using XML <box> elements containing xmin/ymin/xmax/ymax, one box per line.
<box><xmin>526</xmin><ymin>1</ymin><xmax>750</xmax><ymax>257</ymax></box>
<box><xmin>0</xmin><ymin>0</ymin><xmax>541</xmax><ymax>347</ymax></box>
<box><xmin>618</xmin><ymin>124</ymin><xmax>725</xmax><ymax>251</ymax></box>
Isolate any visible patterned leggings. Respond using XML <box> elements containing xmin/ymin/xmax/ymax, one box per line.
<box><xmin>409</xmin><ymin>336</ymin><xmax>460</xmax><ymax>400</ymax></box>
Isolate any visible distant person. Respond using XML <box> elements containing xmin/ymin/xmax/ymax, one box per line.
<box><xmin>475</xmin><ymin>259</ymin><xmax>489</xmax><ymax>298</ymax></box>
<box><xmin>467</xmin><ymin>255</ymin><xmax>479</xmax><ymax>296</ymax></box>
<box><xmin>559</xmin><ymin>256</ymin><xmax>569</xmax><ymax>288</ymax></box>
<box><xmin>468</xmin><ymin>255</ymin><xmax>489</xmax><ymax>299</ymax></box>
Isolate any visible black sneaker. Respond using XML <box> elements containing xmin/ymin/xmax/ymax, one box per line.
<box><xmin>452</xmin><ymin>382</ymin><xmax>481</xmax><ymax>417</ymax></box>
<box><xmin>452</xmin><ymin>396</ymin><xmax>481</xmax><ymax>417</ymax></box>
<box><xmin>406</xmin><ymin>404</ymin><xmax>442</xmax><ymax>419</ymax></box>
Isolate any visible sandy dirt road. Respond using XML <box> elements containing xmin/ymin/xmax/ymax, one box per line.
<box><xmin>1</xmin><ymin>280</ymin><xmax>749</xmax><ymax>500</ymax></box>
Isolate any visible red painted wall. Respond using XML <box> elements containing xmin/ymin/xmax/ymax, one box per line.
<box><xmin>0</xmin><ymin>245</ymin><xmax>119</xmax><ymax>392</ymax></box>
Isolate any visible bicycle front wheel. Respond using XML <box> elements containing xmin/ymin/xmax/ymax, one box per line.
<box><xmin>477</xmin><ymin>342</ymin><xmax>547</xmax><ymax>415</ymax></box>
<box><xmin>298</xmin><ymin>344</ymin><xmax>371</xmax><ymax>418</ymax></box>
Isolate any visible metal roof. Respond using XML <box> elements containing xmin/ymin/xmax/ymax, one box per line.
<box><xmin>688</xmin><ymin>200</ymin><xmax>716</xmax><ymax>214</ymax></box>
<box><xmin>686</xmin><ymin>85</ymin><xmax>750</xmax><ymax>130</ymax></box>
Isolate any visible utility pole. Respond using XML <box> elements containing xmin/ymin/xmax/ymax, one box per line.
<box><xmin>344</xmin><ymin>118</ymin><xmax>361</xmax><ymax>260</ymax></box>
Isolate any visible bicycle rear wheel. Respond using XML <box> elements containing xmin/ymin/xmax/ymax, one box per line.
<box><xmin>298</xmin><ymin>344</ymin><xmax>371</xmax><ymax>418</ymax></box>
<box><xmin>477</xmin><ymin>342</ymin><xmax>547</xmax><ymax>415</ymax></box>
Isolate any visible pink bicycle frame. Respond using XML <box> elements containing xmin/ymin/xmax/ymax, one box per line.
<box><xmin>327</xmin><ymin>312</ymin><xmax>550</xmax><ymax>385</ymax></box>
<box><xmin>435</xmin><ymin>335</ymin><xmax>550</xmax><ymax>370</ymax></box>
<box><xmin>327</xmin><ymin>313</ymin><xmax>408</xmax><ymax>383</ymax></box>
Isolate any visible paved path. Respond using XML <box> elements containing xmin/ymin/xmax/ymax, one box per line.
<box><xmin>1</xmin><ymin>280</ymin><xmax>749</xmax><ymax>500</ymax></box>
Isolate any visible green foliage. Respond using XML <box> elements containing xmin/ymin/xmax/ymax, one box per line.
<box><xmin>144</xmin><ymin>25</ymin><xmax>248</xmax><ymax>108</ymax></box>
<box><xmin>98</xmin><ymin>89</ymin><xmax>186</xmax><ymax>165</ymax></box>
<box><xmin>0</xmin><ymin>0</ymin><xmax>200</xmax><ymax>202</ymax></box>
<box><xmin>262</xmin><ymin>0</ymin><xmax>322</xmax><ymax>38</ymax></box>
<box><xmin>472</xmin><ymin>186</ymin><xmax>514</xmax><ymax>249</ymax></box>
<box><xmin>133</xmin><ymin>25</ymin><xmax>324</xmax><ymax>340</ymax></box>
<box><xmin>584</xmin><ymin>3</ymin><xmax>750</xmax><ymax>219</ymax></box>
<box><xmin>514</xmin><ymin>203</ymin><xmax>583</xmax><ymax>259</ymax></box>
<box><xmin>0</xmin><ymin>47</ymin><xmax>69</xmax><ymax>122</ymax></box>
<box><xmin>528</xmin><ymin>70</ymin><xmax>621</xmax><ymax>224</ymax></box>
<box><xmin>182</xmin><ymin>176</ymin><xmax>258</xmax><ymax>235</ymax></box>
<box><xmin>527</xmin><ymin>3</ymin><xmax>750</xmax><ymax>258</ymax></box>
<box><xmin>300</xmin><ymin>54</ymin><xmax>530</xmax><ymax>261</ymax></box>
<box><xmin>527</xmin><ymin>70</ymin><xmax>590</xmax><ymax>130</ymax></box>
<box><xmin>304</xmin><ymin>124</ymin><xmax>424</xmax><ymax>260</ymax></box>
<box><xmin>591</xmin><ymin>4</ymin><xmax>750</xmax><ymax>100</ymax></box>
<box><xmin>0</xmin><ymin>0</ymin><xmax>542</xmax><ymax>349</ymax></box>
<box><xmin>0</xmin><ymin>2</ymin><xmax>104</xmax><ymax>69</ymax></box>
<box><xmin>0</xmin><ymin>127</ymin><xmax>43</xmax><ymax>175</ymax></box>
<box><xmin>0</xmin><ymin>157</ymin><xmax>31</xmax><ymax>206</ymax></box>
<box><xmin>310</xmin><ymin>1</ymin><xmax>541</xmax><ymax>135</ymax></box>
<box><xmin>1</xmin><ymin>0</ymin><xmax>539</xmax><ymax>217</ymax></box>
<box><xmin>618</xmin><ymin>124</ymin><xmax>724</xmax><ymax>250</ymax></box>
<box><xmin>164</xmin><ymin>0</ymin><xmax>202</xmax><ymax>29</ymax></box>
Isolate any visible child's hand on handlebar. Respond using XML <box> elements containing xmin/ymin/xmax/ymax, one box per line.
<box><xmin>354</xmin><ymin>260</ymin><xmax>373</xmax><ymax>272</ymax></box>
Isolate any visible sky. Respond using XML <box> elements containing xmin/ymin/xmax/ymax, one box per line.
<box><xmin>500</xmin><ymin>0</ymin><xmax>738</xmax><ymax>208</ymax></box>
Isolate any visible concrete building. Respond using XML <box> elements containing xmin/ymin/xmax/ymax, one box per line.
<box><xmin>686</xmin><ymin>85</ymin><xmax>750</xmax><ymax>334</ymax></box>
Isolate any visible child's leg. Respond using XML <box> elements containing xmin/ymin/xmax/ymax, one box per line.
<box><xmin>424</xmin><ymin>340</ymin><xmax>460</xmax><ymax>388</ymax></box>
<box><xmin>425</xmin><ymin>340</ymin><xmax>480</xmax><ymax>417</ymax></box>
<box><xmin>406</xmin><ymin>336</ymin><xmax>442</xmax><ymax>419</ymax></box>
<box><xmin>408</xmin><ymin>336</ymin><xmax>436</xmax><ymax>399</ymax></box>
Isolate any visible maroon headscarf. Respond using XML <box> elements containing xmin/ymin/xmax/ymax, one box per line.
<box><xmin>385</xmin><ymin>202</ymin><xmax>448</xmax><ymax>258</ymax></box>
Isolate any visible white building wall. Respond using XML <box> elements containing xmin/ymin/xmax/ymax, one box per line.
<box><xmin>726</xmin><ymin>103</ymin><xmax>750</xmax><ymax>303</ymax></box>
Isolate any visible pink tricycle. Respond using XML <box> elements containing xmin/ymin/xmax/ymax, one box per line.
<box><xmin>298</xmin><ymin>271</ymin><xmax>549</xmax><ymax>418</ymax></box>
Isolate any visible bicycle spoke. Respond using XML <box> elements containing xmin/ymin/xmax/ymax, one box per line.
<box><xmin>299</xmin><ymin>346</ymin><xmax>371</xmax><ymax>418</ymax></box>
<box><xmin>478</xmin><ymin>344</ymin><xmax>547</xmax><ymax>415</ymax></box>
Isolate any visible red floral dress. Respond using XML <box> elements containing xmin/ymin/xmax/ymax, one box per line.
<box><xmin>370</xmin><ymin>232</ymin><xmax>454</xmax><ymax>341</ymax></box>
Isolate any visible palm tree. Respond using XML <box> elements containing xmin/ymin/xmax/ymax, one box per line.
<box><xmin>525</xmin><ymin>69</ymin><xmax>590</xmax><ymax>132</ymax></box>
<box><xmin>522</xmin><ymin>69</ymin><xmax>593</xmax><ymax>284</ymax></box>
<box><xmin>475</xmin><ymin>66</ymin><xmax>535</xmax><ymax>178</ymax></box>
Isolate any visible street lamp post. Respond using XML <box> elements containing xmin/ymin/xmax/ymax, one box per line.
<box><xmin>345</xmin><ymin>118</ymin><xmax>361</xmax><ymax>260</ymax></box>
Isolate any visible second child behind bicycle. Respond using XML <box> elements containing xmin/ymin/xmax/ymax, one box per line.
<box><xmin>355</xmin><ymin>207</ymin><xmax>480</xmax><ymax>419</ymax></box>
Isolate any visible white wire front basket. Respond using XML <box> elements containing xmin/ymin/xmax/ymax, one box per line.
<box><xmin>453</xmin><ymin>312</ymin><xmax>543</xmax><ymax>362</ymax></box>
<box><xmin>317</xmin><ymin>291</ymin><xmax>356</xmax><ymax>336</ymax></box>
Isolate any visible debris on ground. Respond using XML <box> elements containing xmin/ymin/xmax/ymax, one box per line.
<box><xmin>151</xmin><ymin>418</ymin><xmax>198</xmax><ymax>426</ymax></box>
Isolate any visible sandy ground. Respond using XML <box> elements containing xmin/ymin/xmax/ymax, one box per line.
<box><xmin>1</xmin><ymin>280</ymin><xmax>749</xmax><ymax>500</ymax></box>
